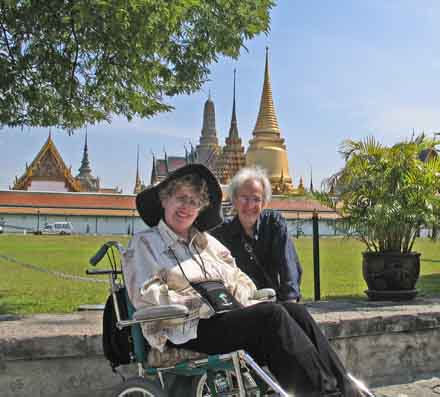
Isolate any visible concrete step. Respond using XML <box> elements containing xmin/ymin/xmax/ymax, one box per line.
<box><xmin>374</xmin><ymin>377</ymin><xmax>440</xmax><ymax>397</ymax></box>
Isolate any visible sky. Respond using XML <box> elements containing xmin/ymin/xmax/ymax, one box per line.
<box><xmin>2</xmin><ymin>0</ymin><xmax>440</xmax><ymax>194</ymax></box>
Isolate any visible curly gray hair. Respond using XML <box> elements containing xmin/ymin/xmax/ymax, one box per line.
<box><xmin>228</xmin><ymin>166</ymin><xmax>272</xmax><ymax>205</ymax></box>
<box><xmin>159</xmin><ymin>173</ymin><xmax>210</xmax><ymax>210</ymax></box>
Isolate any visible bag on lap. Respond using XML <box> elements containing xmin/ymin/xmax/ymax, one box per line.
<box><xmin>191</xmin><ymin>280</ymin><xmax>242</xmax><ymax>314</ymax></box>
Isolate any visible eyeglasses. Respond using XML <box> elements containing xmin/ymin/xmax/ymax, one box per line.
<box><xmin>237</xmin><ymin>195</ymin><xmax>263</xmax><ymax>205</ymax></box>
<box><xmin>174</xmin><ymin>195</ymin><xmax>202</xmax><ymax>209</ymax></box>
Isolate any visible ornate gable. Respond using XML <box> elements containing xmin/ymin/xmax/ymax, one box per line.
<box><xmin>13</xmin><ymin>134</ymin><xmax>81</xmax><ymax>192</ymax></box>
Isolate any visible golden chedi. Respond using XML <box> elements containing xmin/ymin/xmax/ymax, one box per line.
<box><xmin>246</xmin><ymin>48</ymin><xmax>293</xmax><ymax>192</ymax></box>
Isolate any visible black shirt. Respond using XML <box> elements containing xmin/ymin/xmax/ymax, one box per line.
<box><xmin>211</xmin><ymin>209</ymin><xmax>302</xmax><ymax>301</ymax></box>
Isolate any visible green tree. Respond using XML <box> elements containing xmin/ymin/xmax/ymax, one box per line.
<box><xmin>0</xmin><ymin>0</ymin><xmax>274</xmax><ymax>131</ymax></box>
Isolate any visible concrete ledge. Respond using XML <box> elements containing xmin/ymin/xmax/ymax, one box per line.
<box><xmin>1</xmin><ymin>297</ymin><xmax>440</xmax><ymax>396</ymax></box>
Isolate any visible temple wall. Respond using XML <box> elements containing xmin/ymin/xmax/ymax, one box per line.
<box><xmin>0</xmin><ymin>212</ymin><xmax>336</xmax><ymax>237</ymax></box>
<box><xmin>28</xmin><ymin>180</ymin><xmax>69</xmax><ymax>192</ymax></box>
<box><xmin>0</xmin><ymin>214</ymin><xmax>145</xmax><ymax>235</ymax></box>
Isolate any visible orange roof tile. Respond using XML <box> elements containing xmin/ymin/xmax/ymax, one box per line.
<box><xmin>0</xmin><ymin>190</ymin><xmax>339</xmax><ymax>219</ymax></box>
<box><xmin>268</xmin><ymin>198</ymin><xmax>337</xmax><ymax>213</ymax></box>
<box><xmin>0</xmin><ymin>190</ymin><xmax>135</xmax><ymax>210</ymax></box>
<box><xmin>0</xmin><ymin>206</ymin><xmax>137</xmax><ymax>217</ymax></box>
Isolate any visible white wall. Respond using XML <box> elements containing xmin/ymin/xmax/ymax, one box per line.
<box><xmin>0</xmin><ymin>214</ymin><xmax>146</xmax><ymax>235</ymax></box>
<box><xmin>28</xmin><ymin>181</ymin><xmax>69</xmax><ymax>192</ymax></box>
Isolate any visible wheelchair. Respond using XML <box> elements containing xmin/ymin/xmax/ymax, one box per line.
<box><xmin>87</xmin><ymin>241</ymin><xmax>377</xmax><ymax>397</ymax></box>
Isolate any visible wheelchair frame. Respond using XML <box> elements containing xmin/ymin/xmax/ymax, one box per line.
<box><xmin>87</xmin><ymin>240</ymin><xmax>290</xmax><ymax>397</ymax></box>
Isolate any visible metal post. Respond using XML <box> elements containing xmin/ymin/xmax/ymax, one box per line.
<box><xmin>36</xmin><ymin>209</ymin><xmax>40</xmax><ymax>233</ymax></box>
<box><xmin>131</xmin><ymin>210</ymin><xmax>135</xmax><ymax>236</ymax></box>
<box><xmin>296</xmin><ymin>211</ymin><xmax>300</xmax><ymax>239</ymax></box>
<box><xmin>312</xmin><ymin>210</ymin><xmax>321</xmax><ymax>301</ymax></box>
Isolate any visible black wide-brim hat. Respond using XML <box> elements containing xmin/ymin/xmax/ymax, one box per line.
<box><xmin>136</xmin><ymin>164</ymin><xmax>223</xmax><ymax>231</ymax></box>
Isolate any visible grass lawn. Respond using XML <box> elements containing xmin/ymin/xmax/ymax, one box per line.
<box><xmin>0</xmin><ymin>234</ymin><xmax>439</xmax><ymax>314</ymax></box>
<box><xmin>0</xmin><ymin>235</ymin><xmax>130</xmax><ymax>314</ymax></box>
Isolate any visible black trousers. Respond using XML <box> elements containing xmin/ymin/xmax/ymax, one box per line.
<box><xmin>171</xmin><ymin>302</ymin><xmax>357</xmax><ymax>396</ymax></box>
<box><xmin>279</xmin><ymin>302</ymin><xmax>359</xmax><ymax>397</ymax></box>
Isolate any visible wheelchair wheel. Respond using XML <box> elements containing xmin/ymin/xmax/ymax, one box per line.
<box><xmin>113</xmin><ymin>377</ymin><xmax>166</xmax><ymax>397</ymax></box>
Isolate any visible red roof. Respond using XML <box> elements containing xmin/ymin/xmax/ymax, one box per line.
<box><xmin>0</xmin><ymin>190</ymin><xmax>338</xmax><ymax>219</ymax></box>
<box><xmin>0</xmin><ymin>190</ymin><xmax>135</xmax><ymax>210</ymax></box>
<box><xmin>268</xmin><ymin>198</ymin><xmax>336</xmax><ymax>213</ymax></box>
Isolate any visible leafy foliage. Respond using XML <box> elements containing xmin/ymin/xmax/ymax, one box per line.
<box><xmin>318</xmin><ymin>134</ymin><xmax>440</xmax><ymax>253</ymax></box>
<box><xmin>0</xmin><ymin>0</ymin><xmax>274</xmax><ymax>131</ymax></box>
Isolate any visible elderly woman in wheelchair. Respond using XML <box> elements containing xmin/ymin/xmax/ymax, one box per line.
<box><xmin>91</xmin><ymin>164</ymin><xmax>374</xmax><ymax>397</ymax></box>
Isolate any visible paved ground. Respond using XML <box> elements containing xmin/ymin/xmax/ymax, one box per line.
<box><xmin>374</xmin><ymin>377</ymin><xmax>440</xmax><ymax>397</ymax></box>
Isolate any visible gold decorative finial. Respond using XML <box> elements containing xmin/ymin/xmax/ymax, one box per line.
<box><xmin>253</xmin><ymin>47</ymin><xmax>280</xmax><ymax>135</ymax></box>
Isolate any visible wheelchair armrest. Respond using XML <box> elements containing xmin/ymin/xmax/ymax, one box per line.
<box><xmin>133</xmin><ymin>304</ymin><xmax>189</xmax><ymax>322</ymax></box>
<box><xmin>252</xmin><ymin>288</ymin><xmax>276</xmax><ymax>301</ymax></box>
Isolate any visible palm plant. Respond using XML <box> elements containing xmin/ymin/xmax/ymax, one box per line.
<box><xmin>319</xmin><ymin>134</ymin><xmax>440</xmax><ymax>253</ymax></box>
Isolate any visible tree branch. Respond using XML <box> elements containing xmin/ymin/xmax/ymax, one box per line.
<box><xmin>0</xmin><ymin>22</ymin><xmax>15</xmax><ymax>63</ymax></box>
<box><xmin>69</xmin><ymin>11</ymin><xmax>79</xmax><ymax>101</ymax></box>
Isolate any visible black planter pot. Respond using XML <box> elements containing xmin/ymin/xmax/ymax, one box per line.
<box><xmin>362</xmin><ymin>251</ymin><xmax>420</xmax><ymax>301</ymax></box>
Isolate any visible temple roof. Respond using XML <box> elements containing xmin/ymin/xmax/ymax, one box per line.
<box><xmin>77</xmin><ymin>132</ymin><xmax>92</xmax><ymax>177</ymax></box>
<box><xmin>0</xmin><ymin>190</ymin><xmax>338</xmax><ymax>219</ymax></box>
<box><xmin>150</xmin><ymin>155</ymin><xmax>188</xmax><ymax>185</ymax></box>
<box><xmin>156</xmin><ymin>157</ymin><xmax>187</xmax><ymax>175</ymax></box>
<box><xmin>76</xmin><ymin>132</ymin><xmax>100</xmax><ymax>191</ymax></box>
<box><xmin>12</xmin><ymin>133</ymin><xmax>81</xmax><ymax>192</ymax></box>
<box><xmin>0</xmin><ymin>190</ymin><xmax>136</xmax><ymax>217</ymax></box>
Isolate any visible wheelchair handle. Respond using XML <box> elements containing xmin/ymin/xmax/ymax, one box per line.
<box><xmin>86</xmin><ymin>269</ymin><xmax>122</xmax><ymax>275</ymax></box>
<box><xmin>89</xmin><ymin>241</ymin><xmax>122</xmax><ymax>266</ymax></box>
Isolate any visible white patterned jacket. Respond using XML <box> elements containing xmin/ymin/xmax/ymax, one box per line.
<box><xmin>123</xmin><ymin>220</ymin><xmax>257</xmax><ymax>351</ymax></box>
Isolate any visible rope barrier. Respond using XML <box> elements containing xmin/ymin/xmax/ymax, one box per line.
<box><xmin>0</xmin><ymin>253</ymin><xmax>107</xmax><ymax>283</ymax></box>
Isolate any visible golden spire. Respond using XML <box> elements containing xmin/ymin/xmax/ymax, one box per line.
<box><xmin>134</xmin><ymin>145</ymin><xmax>143</xmax><ymax>194</ymax></box>
<box><xmin>253</xmin><ymin>47</ymin><xmax>280</xmax><ymax>136</ymax></box>
<box><xmin>246</xmin><ymin>48</ymin><xmax>293</xmax><ymax>192</ymax></box>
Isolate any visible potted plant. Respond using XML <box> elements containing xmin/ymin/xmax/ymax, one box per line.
<box><xmin>317</xmin><ymin>134</ymin><xmax>440</xmax><ymax>300</ymax></box>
